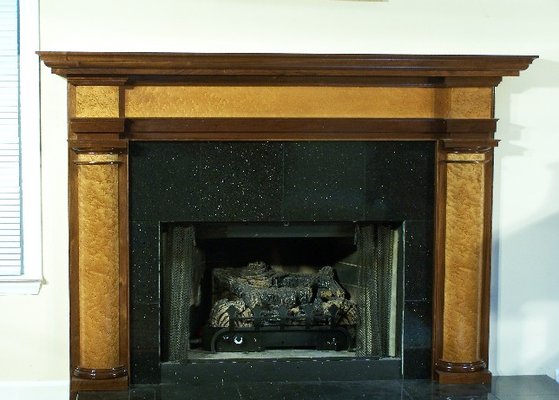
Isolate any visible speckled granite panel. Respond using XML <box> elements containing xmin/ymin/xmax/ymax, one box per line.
<box><xmin>404</xmin><ymin>220</ymin><xmax>434</xmax><ymax>302</ymax></box>
<box><xmin>77</xmin><ymin>160</ymin><xmax>120</xmax><ymax>369</ymax></box>
<box><xmin>129</xmin><ymin>221</ymin><xmax>160</xmax><ymax>383</ymax></box>
<box><xmin>130</xmin><ymin>223</ymin><xmax>160</xmax><ymax>304</ymax></box>
<box><xmin>130</xmin><ymin>141</ymin><xmax>435</xmax><ymax>224</ymax></box>
<box><xmin>403</xmin><ymin>300</ymin><xmax>433</xmax><ymax>378</ymax></box>
<box><xmin>198</xmin><ymin>142</ymin><xmax>283</xmax><ymax>221</ymax></box>
<box><xmin>283</xmin><ymin>142</ymin><xmax>365</xmax><ymax>221</ymax></box>
<box><xmin>364</xmin><ymin>142</ymin><xmax>435</xmax><ymax>221</ymax></box>
<box><xmin>129</xmin><ymin>142</ymin><xmax>201</xmax><ymax>222</ymax></box>
<box><xmin>76</xmin><ymin>376</ymin><xmax>559</xmax><ymax>399</ymax></box>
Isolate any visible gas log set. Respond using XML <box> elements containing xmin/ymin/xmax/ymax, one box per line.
<box><xmin>204</xmin><ymin>261</ymin><xmax>358</xmax><ymax>352</ymax></box>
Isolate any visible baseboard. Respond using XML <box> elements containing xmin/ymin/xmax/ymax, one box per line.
<box><xmin>0</xmin><ymin>380</ymin><xmax>69</xmax><ymax>399</ymax></box>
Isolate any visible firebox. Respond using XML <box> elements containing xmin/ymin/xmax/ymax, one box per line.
<box><xmin>129</xmin><ymin>141</ymin><xmax>434</xmax><ymax>384</ymax></box>
<box><xmin>161</xmin><ymin>223</ymin><xmax>399</xmax><ymax>359</ymax></box>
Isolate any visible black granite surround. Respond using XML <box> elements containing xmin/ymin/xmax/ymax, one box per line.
<box><xmin>76</xmin><ymin>376</ymin><xmax>559</xmax><ymax>400</ymax></box>
<box><xmin>129</xmin><ymin>141</ymin><xmax>435</xmax><ymax>384</ymax></box>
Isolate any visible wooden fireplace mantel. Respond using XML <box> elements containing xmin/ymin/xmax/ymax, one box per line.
<box><xmin>38</xmin><ymin>52</ymin><xmax>536</xmax><ymax>393</ymax></box>
<box><xmin>39</xmin><ymin>52</ymin><xmax>534</xmax><ymax>84</ymax></box>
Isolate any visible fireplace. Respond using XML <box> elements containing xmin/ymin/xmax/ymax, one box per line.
<box><xmin>38</xmin><ymin>52</ymin><xmax>535</xmax><ymax>393</ymax></box>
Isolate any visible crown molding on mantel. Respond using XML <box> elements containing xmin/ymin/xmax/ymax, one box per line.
<box><xmin>37</xmin><ymin>52</ymin><xmax>537</xmax><ymax>87</ymax></box>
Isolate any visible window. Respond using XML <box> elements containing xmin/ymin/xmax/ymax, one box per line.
<box><xmin>0</xmin><ymin>0</ymin><xmax>42</xmax><ymax>294</ymax></box>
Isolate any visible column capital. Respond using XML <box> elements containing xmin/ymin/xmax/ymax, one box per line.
<box><xmin>441</xmin><ymin>138</ymin><xmax>499</xmax><ymax>153</ymax></box>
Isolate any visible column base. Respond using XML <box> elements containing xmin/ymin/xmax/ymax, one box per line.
<box><xmin>73</xmin><ymin>365</ymin><xmax>128</xmax><ymax>380</ymax></box>
<box><xmin>71</xmin><ymin>375</ymin><xmax>128</xmax><ymax>393</ymax></box>
<box><xmin>435</xmin><ymin>369</ymin><xmax>492</xmax><ymax>384</ymax></box>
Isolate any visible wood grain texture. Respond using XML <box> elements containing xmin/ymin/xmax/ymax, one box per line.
<box><xmin>446</xmin><ymin>153</ymin><xmax>487</xmax><ymax>162</ymax></box>
<box><xmin>70</xmin><ymin>117</ymin><xmax>498</xmax><ymax>139</ymax></box>
<box><xmin>436</xmin><ymin>88</ymin><xmax>493</xmax><ymax>119</ymax></box>
<box><xmin>75</xmin><ymin>86</ymin><xmax>120</xmax><ymax>118</ymax></box>
<box><xmin>76</xmin><ymin>154</ymin><xmax>120</xmax><ymax>369</ymax></box>
<box><xmin>448</xmin><ymin>88</ymin><xmax>493</xmax><ymax>119</ymax></box>
<box><xmin>37</xmin><ymin>52</ymin><xmax>537</xmax><ymax>87</ymax></box>
<box><xmin>124</xmin><ymin>87</ymin><xmax>493</xmax><ymax>119</ymax></box>
<box><xmin>436</xmin><ymin>369</ymin><xmax>492</xmax><ymax>384</ymax></box>
<box><xmin>125</xmin><ymin>86</ymin><xmax>441</xmax><ymax>118</ymax></box>
<box><xmin>442</xmin><ymin>153</ymin><xmax>486</xmax><ymax>363</ymax></box>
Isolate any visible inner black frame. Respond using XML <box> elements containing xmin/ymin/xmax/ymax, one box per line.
<box><xmin>129</xmin><ymin>141</ymin><xmax>434</xmax><ymax>384</ymax></box>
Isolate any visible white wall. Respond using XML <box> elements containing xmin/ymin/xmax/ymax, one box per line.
<box><xmin>0</xmin><ymin>62</ymin><xmax>69</xmax><ymax>381</ymax></box>
<box><xmin>1</xmin><ymin>0</ymin><xmax>558</xmax><ymax>382</ymax></box>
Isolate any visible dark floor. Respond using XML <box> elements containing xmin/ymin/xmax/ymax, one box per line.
<box><xmin>76</xmin><ymin>375</ymin><xmax>559</xmax><ymax>400</ymax></box>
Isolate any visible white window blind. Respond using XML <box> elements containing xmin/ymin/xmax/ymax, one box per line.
<box><xmin>0</xmin><ymin>0</ymin><xmax>22</xmax><ymax>276</ymax></box>
<box><xmin>0</xmin><ymin>0</ymin><xmax>41</xmax><ymax>294</ymax></box>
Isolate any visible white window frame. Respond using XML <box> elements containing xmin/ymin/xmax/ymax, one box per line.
<box><xmin>0</xmin><ymin>0</ymin><xmax>42</xmax><ymax>295</ymax></box>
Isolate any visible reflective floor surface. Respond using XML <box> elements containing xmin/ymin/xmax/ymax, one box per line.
<box><xmin>75</xmin><ymin>376</ymin><xmax>559</xmax><ymax>400</ymax></box>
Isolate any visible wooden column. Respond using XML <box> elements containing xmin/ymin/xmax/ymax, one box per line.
<box><xmin>434</xmin><ymin>140</ymin><xmax>495</xmax><ymax>384</ymax></box>
<box><xmin>68</xmin><ymin>81</ymin><xmax>129</xmax><ymax>392</ymax></box>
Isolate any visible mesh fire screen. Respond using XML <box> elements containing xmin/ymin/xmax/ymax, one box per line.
<box><xmin>355</xmin><ymin>225</ymin><xmax>398</xmax><ymax>357</ymax></box>
<box><xmin>162</xmin><ymin>226</ymin><xmax>205</xmax><ymax>361</ymax></box>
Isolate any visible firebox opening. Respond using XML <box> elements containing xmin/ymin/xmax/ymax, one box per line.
<box><xmin>160</xmin><ymin>222</ymin><xmax>402</xmax><ymax>363</ymax></box>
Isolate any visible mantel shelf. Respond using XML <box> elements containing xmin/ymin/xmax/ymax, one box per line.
<box><xmin>38</xmin><ymin>52</ymin><xmax>537</xmax><ymax>86</ymax></box>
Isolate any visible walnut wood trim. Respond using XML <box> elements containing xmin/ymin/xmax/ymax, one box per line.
<box><xmin>442</xmin><ymin>138</ymin><xmax>499</xmax><ymax>151</ymax></box>
<box><xmin>73</xmin><ymin>366</ymin><xmax>128</xmax><ymax>380</ymax></box>
<box><xmin>126</xmin><ymin>117</ymin><xmax>498</xmax><ymax>134</ymax></box>
<box><xmin>435</xmin><ymin>360</ymin><xmax>487</xmax><ymax>373</ymax></box>
<box><xmin>45</xmin><ymin>73</ymin><xmax>502</xmax><ymax>88</ymax></box>
<box><xmin>121</xmin><ymin>75</ymin><xmax>505</xmax><ymax>88</ymax></box>
<box><xmin>71</xmin><ymin>376</ymin><xmax>128</xmax><ymax>392</ymax></box>
<box><xmin>38</xmin><ymin>52</ymin><xmax>536</xmax><ymax>87</ymax></box>
<box><xmin>73</xmin><ymin>160</ymin><xmax>123</xmax><ymax>166</ymax></box>
<box><xmin>480</xmin><ymin>150</ymin><xmax>495</xmax><ymax>368</ymax></box>
<box><xmin>70</xmin><ymin>141</ymin><xmax>128</xmax><ymax>153</ymax></box>
<box><xmin>69</xmin><ymin>117</ymin><xmax>498</xmax><ymax>141</ymax></box>
<box><xmin>71</xmin><ymin>118</ymin><xmax>126</xmax><ymax>133</ymax></box>
<box><xmin>435</xmin><ymin>370</ymin><xmax>492</xmax><ymax>385</ymax></box>
<box><xmin>68</xmin><ymin>77</ymin><xmax>130</xmax><ymax>86</ymax></box>
<box><xmin>68</xmin><ymin>149</ymin><xmax>80</xmax><ymax>385</ymax></box>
